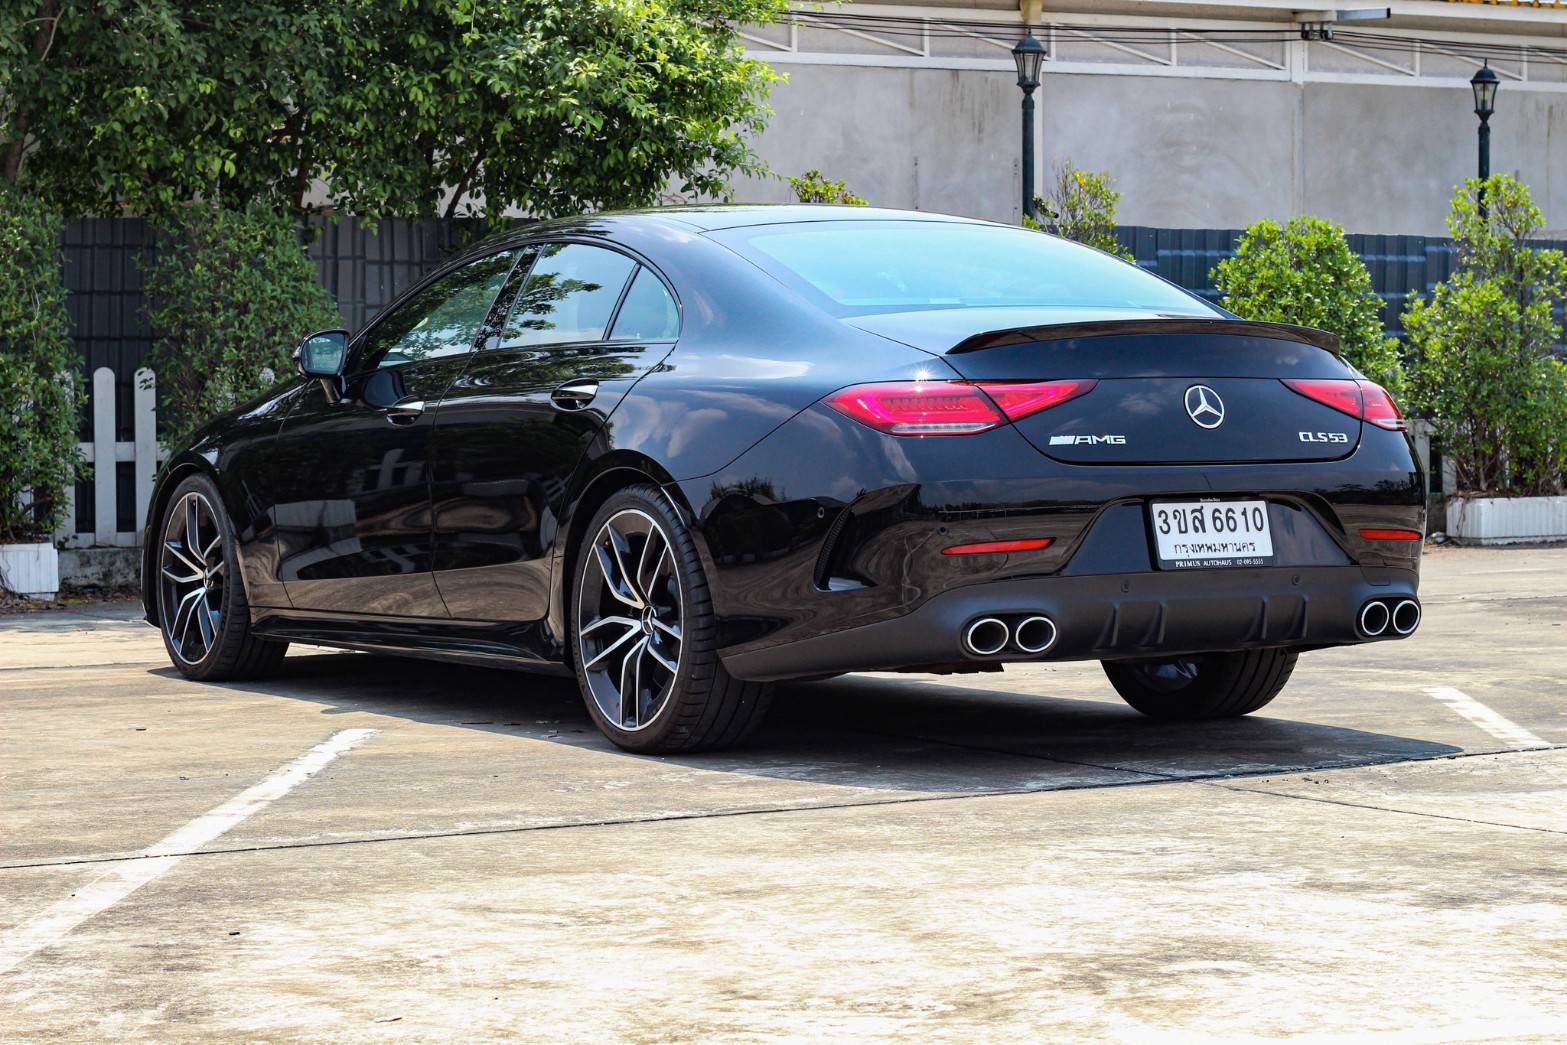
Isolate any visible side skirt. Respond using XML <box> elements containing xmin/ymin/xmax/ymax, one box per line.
<box><xmin>250</xmin><ymin>608</ymin><xmax>572</xmax><ymax>676</ymax></box>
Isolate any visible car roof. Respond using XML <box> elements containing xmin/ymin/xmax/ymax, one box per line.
<box><xmin>630</xmin><ymin>204</ymin><xmax>1003</xmax><ymax>231</ymax></box>
<box><xmin>501</xmin><ymin>204</ymin><xmax>1001</xmax><ymax>236</ymax></box>
<box><xmin>436</xmin><ymin>205</ymin><xmax>1006</xmax><ymax>271</ymax></box>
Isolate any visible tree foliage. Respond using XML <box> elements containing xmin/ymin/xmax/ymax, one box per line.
<box><xmin>1025</xmin><ymin>161</ymin><xmax>1132</xmax><ymax>260</ymax></box>
<box><xmin>142</xmin><ymin>202</ymin><xmax>340</xmax><ymax>445</ymax></box>
<box><xmin>3</xmin><ymin>0</ymin><xmax>786</xmax><ymax>219</ymax></box>
<box><xmin>787</xmin><ymin>169</ymin><xmax>867</xmax><ymax>206</ymax></box>
<box><xmin>2</xmin><ymin>2</ymin><xmax>342</xmax><ymax>213</ymax></box>
<box><xmin>0</xmin><ymin>188</ymin><xmax>82</xmax><ymax>543</ymax></box>
<box><xmin>1213</xmin><ymin>216</ymin><xmax>1403</xmax><ymax>389</ymax></box>
<box><xmin>1402</xmin><ymin>176</ymin><xmax>1567</xmax><ymax>496</ymax></box>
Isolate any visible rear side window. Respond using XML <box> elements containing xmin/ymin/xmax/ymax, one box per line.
<box><xmin>501</xmin><ymin>243</ymin><xmax>636</xmax><ymax>347</ymax></box>
<box><xmin>709</xmin><ymin>220</ymin><xmax>1217</xmax><ymax>318</ymax></box>
<box><xmin>610</xmin><ymin>267</ymin><xmax>680</xmax><ymax>341</ymax></box>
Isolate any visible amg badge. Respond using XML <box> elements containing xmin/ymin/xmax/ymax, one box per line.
<box><xmin>1050</xmin><ymin>434</ymin><xmax>1127</xmax><ymax>445</ymax></box>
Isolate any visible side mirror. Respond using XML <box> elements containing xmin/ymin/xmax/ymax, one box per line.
<box><xmin>294</xmin><ymin>329</ymin><xmax>350</xmax><ymax>403</ymax></box>
<box><xmin>295</xmin><ymin>329</ymin><xmax>349</xmax><ymax>378</ymax></box>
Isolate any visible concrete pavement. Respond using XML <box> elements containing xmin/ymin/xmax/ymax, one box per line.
<box><xmin>1</xmin><ymin>546</ymin><xmax>1564</xmax><ymax>1041</ymax></box>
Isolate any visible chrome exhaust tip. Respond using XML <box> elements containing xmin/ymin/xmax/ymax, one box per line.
<box><xmin>1013</xmin><ymin>615</ymin><xmax>1058</xmax><ymax>655</ymax></box>
<box><xmin>963</xmin><ymin>617</ymin><xmax>1010</xmax><ymax>656</ymax></box>
<box><xmin>1391</xmin><ymin>599</ymin><xmax>1421</xmax><ymax>636</ymax></box>
<box><xmin>1359</xmin><ymin>600</ymin><xmax>1390</xmax><ymax>637</ymax></box>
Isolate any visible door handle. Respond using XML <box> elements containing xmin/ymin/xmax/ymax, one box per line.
<box><xmin>384</xmin><ymin>398</ymin><xmax>426</xmax><ymax>425</ymax></box>
<box><xmin>551</xmin><ymin>380</ymin><xmax>599</xmax><ymax>410</ymax></box>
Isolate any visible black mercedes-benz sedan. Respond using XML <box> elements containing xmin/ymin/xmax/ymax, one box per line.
<box><xmin>143</xmin><ymin>206</ymin><xmax>1425</xmax><ymax>752</ymax></box>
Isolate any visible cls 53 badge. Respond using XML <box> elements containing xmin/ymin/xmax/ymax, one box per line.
<box><xmin>1299</xmin><ymin>431</ymin><xmax>1350</xmax><ymax>443</ymax></box>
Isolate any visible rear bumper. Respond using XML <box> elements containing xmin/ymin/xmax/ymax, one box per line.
<box><xmin>720</xmin><ymin>565</ymin><xmax>1418</xmax><ymax>682</ymax></box>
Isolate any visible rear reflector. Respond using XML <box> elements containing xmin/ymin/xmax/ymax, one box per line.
<box><xmin>1282</xmin><ymin>378</ymin><xmax>1407</xmax><ymax>430</ymax></box>
<box><xmin>1358</xmin><ymin>528</ymin><xmax>1423</xmax><ymax>541</ymax></box>
<box><xmin>826</xmin><ymin>380</ymin><xmax>1095</xmax><ymax>436</ymax></box>
<box><xmin>942</xmin><ymin>538</ymin><xmax>1053</xmax><ymax>555</ymax></box>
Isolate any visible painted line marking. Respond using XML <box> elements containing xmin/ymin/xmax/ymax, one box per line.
<box><xmin>1425</xmin><ymin>687</ymin><xmax>1551</xmax><ymax>751</ymax></box>
<box><xmin>0</xmin><ymin>728</ymin><xmax>378</xmax><ymax>976</ymax></box>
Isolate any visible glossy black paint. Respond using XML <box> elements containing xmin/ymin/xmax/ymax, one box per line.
<box><xmin>142</xmin><ymin>206</ymin><xmax>1425</xmax><ymax>681</ymax></box>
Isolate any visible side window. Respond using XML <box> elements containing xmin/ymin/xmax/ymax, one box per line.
<box><xmin>609</xmin><ymin>267</ymin><xmax>680</xmax><ymax>341</ymax></box>
<box><xmin>359</xmin><ymin>250</ymin><xmax>518</xmax><ymax>371</ymax></box>
<box><xmin>499</xmin><ymin>243</ymin><xmax>636</xmax><ymax>348</ymax></box>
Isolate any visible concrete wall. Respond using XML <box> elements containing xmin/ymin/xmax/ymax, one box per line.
<box><xmin>736</xmin><ymin>64</ymin><xmax>1567</xmax><ymax>237</ymax></box>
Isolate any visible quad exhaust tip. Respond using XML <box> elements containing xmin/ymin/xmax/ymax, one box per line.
<box><xmin>1391</xmin><ymin>599</ymin><xmax>1421</xmax><ymax>636</ymax></box>
<box><xmin>963</xmin><ymin>617</ymin><xmax>1010</xmax><ymax>656</ymax></box>
<box><xmin>1013</xmin><ymin>615</ymin><xmax>1058</xmax><ymax>655</ymax></box>
<box><xmin>1359</xmin><ymin>600</ymin><xmax>1391</xmax><ymax>637</ymax></box>
<box><xmin>962</xmin><ymin>614</ymin><xmax>1058</xmax><ymax>657</ymax></box>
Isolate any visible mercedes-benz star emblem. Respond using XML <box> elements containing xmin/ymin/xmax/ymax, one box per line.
<box><xmin>1184</xmin><ymin>385</ymin><xmax>1225</xmax><ymax>429</ymax></box>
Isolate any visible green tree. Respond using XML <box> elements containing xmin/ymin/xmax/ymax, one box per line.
<box><xmin>1213</xmin><ymin>216</ymin><xmax>1402</xmax><ymax>389</ymax></box>
<box><xmin>2</xmin><ymin>2</ymin><xmax>342</xmax><ymax>214</ymax></box>
<box><xmin>787</xmin><ymin>169</ymin><xmax>867</xmax><ymax>205</ymax></box>
<box><xmin>142</xmin><ymin>202</ymin><xmax>340</xmax><ymax>444</ymax></box>
<box><xmin>4</xmin><ymin>0</ymin><xmax>786</xmax><ymax>220</ymax></box>
<box><xmin>1402</xmin><ymin>175</ymin><xmax>1567</xmax><ymax>495</ymax></box>
<box><xmin>0</xmin><ymin>188</ymin><xmax>83</xmax><ymax>543</ymax></box>
<box><xmin>1026</xmin><ymin>161</ymin><xmax>1132</xmax><ymax>260</ymax></box>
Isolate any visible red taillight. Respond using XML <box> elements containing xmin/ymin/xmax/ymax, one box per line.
<box><xmin>826</xmin><ymin>382</ymin><xmax>1004</xmax><ymax>435</ymax></box>
<box><xmin>1282</xmin><ymin>378</ymin><xmax>1407</xmax><ymax>431</ymax></box>
<box><xmin>978</xmin><ymin>380</ymin><xmax>1097</xmax><ymax>421</ymax></box>
<box><xmin>1358</xmin><ymin>382</ymin><xmax>1406</xmax><ymax>431</ymax></box>
<box><xmin>825</xmin><ymin>380</ymin><xmax>1094</xmax><ymax>436</ymax></box>
<box><xmin>1358</xmin><ymin>528</ymin><xmax>1423</xmax><ymax>541</ymax></box>
<box><xmin>942</xmin><ymin>537</ymin><xmax>1053</xmax><ymax>555</ymax></box>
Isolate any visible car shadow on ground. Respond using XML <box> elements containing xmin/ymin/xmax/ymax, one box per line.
<box><xmin>152</xmin><ymin>651</ymin><xmax>1462</xmax><ymax>794</ymax></box>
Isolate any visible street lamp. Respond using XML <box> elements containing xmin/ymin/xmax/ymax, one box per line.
<box><xmin>1470</xmin><ymin>61</ymin><xmax>1499</xmax><ymax>218</ymax></box>
<box><xmin>1012</xmin><ymin>32</ymin><xmax>1046</xmax><ymax>223</ymax></box>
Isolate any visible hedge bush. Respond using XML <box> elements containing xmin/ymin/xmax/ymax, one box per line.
<box><xmin>143</xmin><ymin>201</ymin><xmax>340</xmax><ymax>445</ymax></box>
<box><xmin>1213</xmin><ymin>216</ymin><xmax>1403</xmax><ymax>391</ymax></box>
<box><xmin>787</xmin><ymin>169</ymin><xmax>867</xmax><ymax>205</ymax></box>
<box><xmin>1026</xmin><ymin>162</ymin><xmax>1133</xmax><ymax>261</ymax></box>
<box><xmin>1402</xmin><ymin>176</ymin><xmax>1567</xmax><ymax>496</ymax></box>
<box><xmin>0</xmin><ymin>189</ymin><xmax>83</xmax><ymax>544</ymax></box>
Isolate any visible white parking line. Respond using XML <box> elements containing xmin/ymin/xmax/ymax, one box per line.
<box><xmin>0</xmin><ymin>728</ymin><xmax>378</xmax><ymax>976</ymax></box>
<box><xmin>1425</xmin><ymin>687</ymin><xmax>1551</xmax><ymax>751</ymax></box>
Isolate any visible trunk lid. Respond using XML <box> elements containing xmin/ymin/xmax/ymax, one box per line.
<box><xmin>850</xmin><ymin>312</ymin><xmax>1361</xmax><ymax>465</ymax></box>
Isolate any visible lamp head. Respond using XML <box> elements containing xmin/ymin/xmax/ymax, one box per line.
<box><xmin>1471</xmin><ymin>61</ymin><xmax>1499</xmax><ymax>119</ymax></box>
<box><xmin>1013</xmin><ymin>33</ymin><xmax>1046</xmax><ymax>89</ymax></box>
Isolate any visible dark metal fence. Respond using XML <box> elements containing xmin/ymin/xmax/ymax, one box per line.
<box><xmin>1115</xmin><ymin>225</ymin><xmax>1567</xmax><ymax>346</ymax></box>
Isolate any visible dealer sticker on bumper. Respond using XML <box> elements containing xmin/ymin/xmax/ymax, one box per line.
<box><xmin>1151</xmin><ymin>500</ymin><xmax>1274</xmax><ymax>569</ymax></box>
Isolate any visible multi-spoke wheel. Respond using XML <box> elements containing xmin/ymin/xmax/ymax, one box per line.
<box><xmin>155</xmin><ymin>475</ymin><xmax>287</xmax><ymax>680</ymax></box>
<box><xmin>159</xmin><ymin>490</ymin><xmax>227</xmax><ymax>665</ymax></box>
<box><xmin>571</xmin><ymin>485</ymin><xmax>772</xmax><ymax>753</ymax></box>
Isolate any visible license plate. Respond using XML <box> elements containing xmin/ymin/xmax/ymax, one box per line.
<box><xmin>1151</xmin><ymin>500</ymin><xmax>1274</xmax><ymax>569</ymax></box>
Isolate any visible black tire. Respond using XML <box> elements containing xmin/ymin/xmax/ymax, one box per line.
<box><xmin>154</xmin><ymin>474</ymin><xmax>288</xmax><ymax>681</ymax></box>
<box><xmin>570</xmin><ymin>484</ymin><xmax>772</xmax><ymax>753</ymax></box>
<box><xmin>1102</xmin><ymin>648</ymin><xmax>1298</xmax><ymax>720</ymax></box>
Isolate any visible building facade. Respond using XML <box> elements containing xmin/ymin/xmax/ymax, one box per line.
<box><xmin>735</xmin><ymin>0</ymin><xmax>1567</xmax><ymax>236</ymax></box>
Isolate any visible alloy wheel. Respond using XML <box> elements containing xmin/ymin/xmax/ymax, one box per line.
<box><xmin>159</xmin><ymin>491</ymin><xmax>226</xmax><ymax>665</ymax></box>
<box><xmin>575</xmin><ymin>508</ymin><xmax>683</xmax><ymax>732</ymax></box>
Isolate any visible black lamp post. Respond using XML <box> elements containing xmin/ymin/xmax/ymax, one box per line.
<box><xmin>1470</xmin><ymin>61</ymin><xmax>1499</xmax><ymax>218</ymax></box>
<box><xmin>1012</xmin><ymin>33</ymin><xmax>1046</xmax><ymax>222</ymax></box>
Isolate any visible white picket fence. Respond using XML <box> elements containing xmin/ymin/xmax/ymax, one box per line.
<box><xmin>57</xmin><ymin>367</ymin><xmax>163</xmax><ymax>549</ymax></box>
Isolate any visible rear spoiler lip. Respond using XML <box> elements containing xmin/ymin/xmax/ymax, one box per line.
<box><xmin>947</xmin><ymin>318</ymin><xmax>1342</xmax><ymax>356</ymax></box>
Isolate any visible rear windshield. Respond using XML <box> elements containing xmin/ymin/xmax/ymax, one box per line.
<box><xmin>709</xmin><ymin>219</ymin><xmax>1217</xmax><ymax>318</ymax></box>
